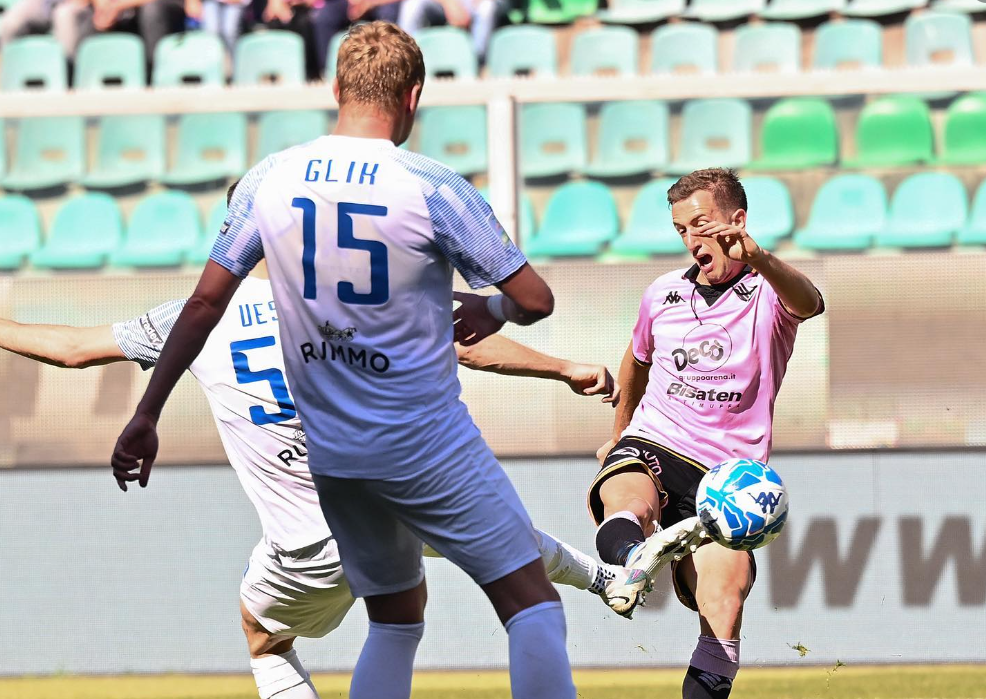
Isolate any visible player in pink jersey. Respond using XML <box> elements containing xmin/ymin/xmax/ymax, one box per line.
<box><xmin>589</xmin><ymin>169</ymin><xmax>824</xmax><ymax>699</ymax></box>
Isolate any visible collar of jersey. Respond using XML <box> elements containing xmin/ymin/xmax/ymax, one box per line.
<box><xmin>683</xmin><ymin>263</ymin><xmax>754</xmax><ymax>307</ymax></box>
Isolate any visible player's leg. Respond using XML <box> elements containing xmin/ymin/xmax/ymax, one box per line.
<box><xmin>596</xmin><ymin>470</ymin><xmax>662</xmax><ymax>564</ymax></box>
<box><xmin>241</xmin><ymin>604</ymin><xmax>319</xmax><ymax>699</ymax></box>
<box><xmin>674</xmin><ymin>545</ymin><xmax>754</xmax><ymax>699</ymax></box>
<box><xmin>534</xmin><ymin>528</ymin><xmax>622</xmax><ymax>595</ymax></box>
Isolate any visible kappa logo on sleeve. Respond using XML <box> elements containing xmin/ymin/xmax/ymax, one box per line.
<box><xmin>220</xmin><ymin>221</ymin><xmax>231</xmax><ymax>235</ymax></box>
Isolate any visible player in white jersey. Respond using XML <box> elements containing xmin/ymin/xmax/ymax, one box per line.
<box><xmin>112</xmin><ymin>22</ymin><xmax>575</xmax><ymax>699</ymax></box>
<box><xmin>0</xmin><ymin>258</ymin><xmax>626</xmax><ymax>699</ymax></box>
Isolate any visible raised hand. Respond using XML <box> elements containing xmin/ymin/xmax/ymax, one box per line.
<box><xmin>563</xmin><ymin>363</ymin><xmax>620</xmax><ymax>406</ymax></box>
<box><xmin>692</xmin><ymin>221</ymin><xmax>763</xmax><ymax>264</ymax></box>
<box><xmin>453</xmin><ymin>291</ymin><xmax>505</xmax><ymax>346</ymax></box>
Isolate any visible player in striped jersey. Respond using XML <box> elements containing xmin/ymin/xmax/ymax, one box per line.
<box><xmin>0</xmin><ymin>186</ymin><xmax>626</xmax><ymax>699</ymax></box>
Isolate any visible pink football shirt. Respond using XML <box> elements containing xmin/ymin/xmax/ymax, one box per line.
<box><xmin>626</xmin><ymin>264</ymin><xmax>818</xmax><ymax>469</ymax></box>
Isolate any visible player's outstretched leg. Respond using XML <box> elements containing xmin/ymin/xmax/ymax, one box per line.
<box><xmin>482</xmin><ymin>559</ymin><xmax>576</xmax><ymax>699</ymax></box>
<box><xmin>675</xmin><ymin>543</ymin><xmax>753</xmax><ymax>699</ymax></box>
<box><xmin>535</xmin><ymin>528</ymin><xmax>625</xmax><ymax>595</ymax></box>
<box><xmin>352</xmin><ymin>581</ymin><xmax>428</xmax><ymax>699</ymax></box>
<box><xmin>241</xmin><ymin>603</ymin><xmax>320</xmax><ymax>699</ymax></box>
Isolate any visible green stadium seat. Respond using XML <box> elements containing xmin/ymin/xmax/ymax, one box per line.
<box><xmin>2</xmin><ymin>116</ymin><xmax>84</xmax><ymax>191</ymax></box>
<box><xmin>234</xmin><ymin>31</ymin><xmax>306</xmax><ymax>86</ymax></box>
<box><xmin>687</xmin><ymin>0</ymin><xmax>765</xmax><ymax>22</ymax></box>
<box><xmin>733</xmin><ymin>23</ymin><xmax>801</xmax><ymax>74</ymax></box>
<box><xmin>416</xmin><ymin>27</ymin><xmax>477</xmax><ymax>80</ymax></box>
<box><xmin>419</xmin><ymin>106</ymin><xmax>487</xmax><ymax>176</ymax></box>
<box><xmin>761</xmin><ymin>0</ymin><xmax>846</xmax><ymax>19</ymax></box>
<box><xmin>75</xmin><ymin>34</ymin><xmax>145</xmax><ymax>89</ymax></box>
<box><xmin>668</xmin><ymin>99</ymin><xmax>751</xmax><ymax>174</ymax></box>
<box><xmin>162</xmin><ymin>113</ymin><xmax>247</xmax><ymax>186</ymax></box>
<box><xmin>188</xmin><ymin>197</ymin><xmax>228</xmax><ymax>265</ymax></box>
<box><xmin>650</xmin><ymin>23</ymin><xmax>717</xmax><ymax>75</ymax></box>
<box><xmin>876</xmin><ymin>172</ymin><xmax>965</xmax><ymax>248</ymax></box>
<box><xmin>584</xmin><ymin>100</ymin><xmax>668</xmax><ymax>178</ymax></box>
<box><xmin>598</xmin><ymin>0</ymin><xmax>685</xmax><ymax>25</ymax></box>
<box><xmin>844</xmin><ymin>0</ymin><xmax>927</xmax><ymax>17</ymax></box>
<box><xmin>794</xmin><ymin>174</ymin><xmax>887</xmax><ymax>250</ymax></box>
<box><xmin>520</xmin><ymin>103</ymin><xmax>586</xmax><ymax>178</ymax></box>
<box><xmin>525</xmin><ymin>181</ymin><xmax>617</xmax><ymax>257</ymax></box>
<box><xmin>940</xmin><ymin>93</ymin><xmax>986</xmax><ymax>165</ymax></box>
<box><xmin>957</xmin><ymin>179</ymin><xmax>986</xmax><ymax>245</ymax></box>
<box><xmin>570</xmin><ymin>27</ymin><xmax>638</xmax><ymax>77</ymax></box>
<box><xmin>83</xmin><ymin>115</ymin><xmax>165</xmax><ymax>188</ymax></box>
<box><xmin>152</xmin><ymin>31</ymin><xmax>225</xmax><ymax>87</ymax></box>
<box><xmin>0</xmin><ymin>36</ymin><xmax>66</xmax><ymax>91</ymax></box>
<box><xmin>748</xmin><ymin>98</ymin><xmax>838</xmax><ymax>170</ymax></box>
<box><xmin>847</xmin><ymin>95</ymin><xmax>933</xmax><ymax>167</ymax></box>
<box><xmin>478</xmin><ymin>187</ymin><xmax>537</xmax><ymax>243</ymax></box>
<box><xmin>257</xmin><ymin>110</ymin><xmax>330</xmax><ymax>161</ymax></box>
<box><xmin>931</xmin><ymin>0</ymin><xmax>986</xmax><ymax>11</ymax></box>
<box><xmin>743</xmin><ymin>177</ymin><xmax>794</xmax><ymax>249</ymax></box>
<box><xmin>486</xmin><ymin>26</ymin><xmax>557</xmax><ymax>77</ymax></box>
<box><xmin>111</xmin><ymin>191</ymin><xmax>203</xmax><ymax>267</ymax></box>
<box><xmin>30</xmin><ymin>193</ymin><xmax>122</xmax><ymax>269</ymax></box>
<box><xmin>325</xmin><ymin>32</ymin><xmax>345</xmax><ymax>79</ymax></box>
<box><xmin>527</xmin><ymin>0</ymin><xmax>599</xmax><ymax>24</ymax></box>
<box><xmin>0</xmin><ymin>195</ymin><xmax>41</xmax><ymax>269</ymax></box>
<box><xmin>609</xmin><ymin>179</ymin><xmax>682</xmax><ymax>257</ymax></box>
<box><xmin>813</xmin><ymin>19</ymin><xmax>883</xmax><ymax>70</ymax></box>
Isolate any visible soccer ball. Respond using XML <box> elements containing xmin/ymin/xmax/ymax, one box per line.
<box><xmin>696</xmin><ymin>458</ymin><xmax>788</xmax><ymax>551</ymax></box>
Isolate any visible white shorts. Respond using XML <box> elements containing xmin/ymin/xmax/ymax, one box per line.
<box><xmin>311</xmin><ymin>436</ymin><xmax>541</xmax><ymax>598</ymax></box>
<box><xmin>239</xmin><ymin>537</ymin><xmax>356</xmax><ymax>639</ymax></box>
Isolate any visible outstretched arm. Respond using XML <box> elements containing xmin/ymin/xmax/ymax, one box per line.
<box><xmin>0</xmin><ymin>319</ymin><xmax>124</xmax><ymax>369</ymax></box>
<box><xmin>456</xmin><ymin>332</ymin><xmax>619</xmax><ymax>404</ymax></box>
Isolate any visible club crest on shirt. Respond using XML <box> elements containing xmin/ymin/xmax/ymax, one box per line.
<box><xmin>318</xmin><ymin>322</ymin><xmax>357</xmax><ymax>342</ymax></box>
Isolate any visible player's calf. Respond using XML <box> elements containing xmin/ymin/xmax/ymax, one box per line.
<box><xmin>241</xmin><ymin>603</ymin><xmax>320</xmax><ymax>699</ymax></box>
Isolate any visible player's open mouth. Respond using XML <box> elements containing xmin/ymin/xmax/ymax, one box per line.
<box><xmin>696</xmin><ymin>253</ymin><xmax>714</xmax><ymax>270</ymax></box>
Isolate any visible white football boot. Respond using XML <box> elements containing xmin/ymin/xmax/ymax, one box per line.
<box><xmin>603</xmin><ymin>516</ymin><xmax>709</xmax><ymax>618</ymax></box>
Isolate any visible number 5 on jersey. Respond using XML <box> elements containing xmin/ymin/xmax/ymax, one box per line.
<box><xmin>292</xmin><ymin>198</ymin><xmax>389</xmax><ymax>305</ymax></box>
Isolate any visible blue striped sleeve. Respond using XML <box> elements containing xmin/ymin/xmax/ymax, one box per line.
<box><xmin>210</xmin><ymin>155</ymin><xmax>278</xmax><ymax>278</ymax></box>
<box><xmin>111</xmin><ymin>299</ymin><xmax>187</xmax><ymax>370</ymax></box>
<box><xmin>392</xmin><ymin>150</ymin><xmax>527</xmax><ymax>289</ymax></box>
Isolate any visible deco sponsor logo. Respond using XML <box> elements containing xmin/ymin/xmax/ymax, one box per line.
<box><xmin>671</xmin><ymin>323</ymin><xmax>733</xmax><ymax>373</ymax></box>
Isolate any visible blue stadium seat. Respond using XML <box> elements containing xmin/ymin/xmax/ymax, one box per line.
<box><xmin>75</xmin><ymin>34</ymin><xmax>145</xmax><ymax>89</ymax></box>
<box><xmin>813</xmin><ymin>19</ymin><xmax>883</xmax><ymax>70</ymax></box>
<box><xmin>794</xmin><ymin>174</ymin><xmax>887</xmax><ymax>250</ymax></box>
<box><xmin>31</xmin><ymin>193</ymin><xmax>123</xmax><ymax>269</ymax></box>
<box><xmin>608</xmin><ymin>179</ymin><xmax>682</xmax><ymax>257</ymax></box>
<box><xmin>188</xmin><ymin>197</ymin><xmax>228</xmax><ymax>265</ymax></box>
<box><xmin>525</xmin><ymin>181</ymin><xmax>618</xmax><ymax>257</ymax></box>
<box><xmin>570</xmin><ymin>26</ymin><xmax>639</xmax><ymax>77</ymax></box>
<box><xmin>957</xmin><ymin>179</ymin><xmax>986</xmax><ymax>245</ymax></box>
<box><xmin>0</xmin><ymin>35</ymin><xmax>66</xmax><ymax>91</ymax></box>
<box><xmin>0</xmin><ymin>195</ymin><xmax>42</xmax><ymax>269</ymax></box>
<box><xmin>876</xmin><ymin>172</ymin><xmax>966</xmax><ymax>248</ymax></box>
<box><xmin>743</xmin><ymin>177</ymin><xmax>794</xmax><ymax>249</ymax></box>
<box><xmin>598</xmin><ymin>0</ymin><xmax>685</xmax><ymax>25</ymax></box>
<box><xmin>0</xmin><ymin>119</ymin><xmax>5</xmax><ymax>180</ymax></box>
<box><xmin>416</xmin><ymin>27</ymin><xmax>477</xmax><ymax>80</ymax></box>
<box><xmin>584</xmin><ymin>100</ymin><xmax>668</xmax><ymax>178</ymax></box>
<box><xmin>520</xmin><ymin>103</ymin><xmax>586</xmax><ymax>179</ymax></box>
<box><xmin>234</xmin><ymin>31</ymin><xmax>306</xmax><ymax>86</ymax></box>
<box><xmin>325</xmin><ymin>32</ymin><xmax>345</xmax><ymax>79</ymax></box>
<box><xmin>152</xmin><ymin>32</ymin><xmax>225</xmax><ymax>87</ymax></box>
<box><xmin>84</xmin><ymin>115</ymin><xmax>165</xmax><ymax>188</ymax></box>
<box><xmin>931</xmin><ymin>0</ymin><xmax>986</xmax><ymax>11</ymax></box>
<box><xmin>486</xmin><ymin>26</ymin><xmax>557</xmax><ymax>77</ymax></box>
<box><xmin>844</xmin><ymin>0</ymin><xmax>927</xmax><ymax>17</ymax></box>
<box><xmin>256</xmin><ymin>111</ymin><xmax>330</xmax><ymax>161</ymax></box>
<box><xmin>418</xmin><ymin>106</ymin><xmax>487</xmax><ymax>176</ymax></box>
<box><xmin>668</xmin><ymin>99</ymin><xmax>751</xmax><ymax>174</ymax></box>
<box><xmin>112</xmin><ymin>191</ymin><xmax>203</xmax><ymax>267</ymax></box>
<box><xmin>2</xmin><ymin>116</ymin><xmax>84</xmax><ymax>191</ymax></box>
<box><xmin>687</xmin><ymin>0</ymin><xmax>765</xmax><ymax>22</ymax></box>
<box><xmin>650</xmin><ymin>23</ymin><xmax>717</xmax><ymax>75</ymax></box>
<box><xmin>761</xmin><ymin>0</ymin><xmax>846</xmax><ymax>19</ymax></box>
<box><xmin>904</xmin><ymin>11</ymin><xmax>973</xmax><ymax>99</ymax></box>
<box><xmin>161</xmin><ymin>113</ymin><xmax>247</xmax><ymax>186</ymax></box>
<box><xmin>732</xmin><ymin>23</ymin><xmax>801</xmax><ymax>73</ymax></box>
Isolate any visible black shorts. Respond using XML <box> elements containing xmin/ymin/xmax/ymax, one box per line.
<box><xmin>587</xmin><ymin>434</ymin><xmax>756</xmax><ymax>611</ymax></box>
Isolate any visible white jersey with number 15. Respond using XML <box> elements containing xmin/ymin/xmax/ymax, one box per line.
<box><xmin>209</xmin><ymin>136</ymin><xmax>526</xmax><ymax>479</ymax></box>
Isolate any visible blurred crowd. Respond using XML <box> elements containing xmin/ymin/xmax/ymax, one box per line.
<box><xmin>0</xmin><ymin>0</ymin><xmax>507</xmax><ymax>80</ymax></box>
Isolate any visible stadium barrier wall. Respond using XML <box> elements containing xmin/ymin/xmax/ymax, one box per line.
<box><xmin>1</xmin><ymin>253</ymin><xmax>984</xmax><ymax>467</ymax></box>
<box><xmin>1</xmin><ymin>450</ymin><xmax>984</xmax><ymax>675</ymax></box>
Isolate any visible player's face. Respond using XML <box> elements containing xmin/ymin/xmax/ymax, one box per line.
<box><xmin>671</xmin><ymin>190</ymin><xmax>745</xmax><ymax>285</ymax></box>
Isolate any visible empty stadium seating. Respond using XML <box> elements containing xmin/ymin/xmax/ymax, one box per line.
<box><xmin>2</xmin><ymin>117</ymin><xmax>84</xmax><ymax>191</ymax></box>
<box><xmin>419</xmin><ymin>106</ymin><xmax>488</xmax><ymax>176</ymax></box>
<box><xmin>525</xmin><ymin>181</ymin><xmax>618</xmax><ymax>257</ymax></box>
<box><xmin>583</xmin><ymin>100</ymin><xmax>669</xmax><ymax>177</ymax></box>
<box><xmin>1</xmin><ymin>36</ymin><xmax>66</xmax><ymax>91</ymax></box>
<box><xmin>152</xmin><ymin>32</ymin><xmax>225</xmax><ymax>87</ymax></box>
<box><xmin>847</xmin><ymin>95</ymin><xmax>934</xmax><ymax>167</ymax></box>
<box><xmin>75</xmin><ymin>34</ymin><xmax>146</xmax><ymax>89</ymax></box>
<box><xmin>794</xmin><ymin>174</ymin><xmax>888</xmax><ymax>250</ymax></box>
<box><xmin>732</xmin><ymin>23</ymin><xmax>801</xmax><ymax>74</ymax></box>
<box><xmin>520</xmin><ymin>103</ymin><xmax>587</xmax><ymax>178</ymax></box>
<box><xmin>161</xmin><ymin>113</ymin><xmax>247</xmax><ymax>186</ymax></box>
<box><xmin>416</xmin><ymin>27</ymin><xmax>477</xmax><ymax>79</ymax></box>
<box><xmin>0</xmin><ymin>195</ymin><xmax>41</xmax><ymax>269</ymax></box>
<box><xmin>84</xmin><ymin>115</ymin><xmax>166</xmax><ymax>188</ymax></box>
<box><xmin>669</xmin><ymin>99</ymin><xmax>752</xmax><ymax>173</ymax></box>
<box><xmin>570</xmin><ymin>26</ymin><xmax>639</xmax><ymax>77</ymax></box>
<box><xmin>486</xmin><ymin>26</ymin><xmax>557</xmax><ymax>77</ymax></box>
<box><xmin>111</xmin><ymin>190</ymin><xmax>203</xmax><ymax>267</ymax></box>
<box><xmin>234</xmin><ymin>31</ymin><xmax>306</xmax><ymax>86</ymax></box>
<box><xmin>749</xmin><ymin>98</ymin><xmax>838</xmax><ymax>170</ymax></box>
<box><xmin>597</xmin><ymin>0</ymin><xmax>685</xmax><ymax>25</ymax></box>
<box><xmin>31</xmin><ymin>193</ymin><xmax>123</xmax><ymax>269</ymax></box>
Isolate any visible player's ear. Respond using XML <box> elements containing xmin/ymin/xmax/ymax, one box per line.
<box><xmin>332</xmin><ymin>77</ymin><xmax>341</xmax><ymax>104</ymax></box>
<box><xmin>731</xmin><ymin>208</ymin><xmax>747</xmax><ymax>230</ymax></box>
<box><xmin>408</xmin><ymin>83</ymin><xmax>422</xmax><ymax>114</ymax></box>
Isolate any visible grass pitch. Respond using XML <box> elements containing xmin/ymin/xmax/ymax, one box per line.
<box><xmin>2</xmin><ymin>665</ymin><xmax>984</xmax><ymax>699</ymax></box>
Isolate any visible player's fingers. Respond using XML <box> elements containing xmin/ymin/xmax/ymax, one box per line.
<box><xmin>583</xmin><ymin>370</ymin><xmax>608</xmax><ymax>396</ymax></box>
<box><xmin>604</xmin><ymin>382</ymin><xmax>622</xmax><ymax>407</ymax></box>
<box><xmin>111</xmin><ymin>451</ymin><xmax>137</xmax><ymax>471</ymax></box>
<box><xmin>138</xmin><ymin>455</ymin><xmax>154</xmax><ymax>488</ymax></box>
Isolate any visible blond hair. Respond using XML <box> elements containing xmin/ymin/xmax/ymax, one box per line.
<box><xmin>335</xmin><ymin>21</ymin><xmax>425</xmax><ymax>113</ymax></box>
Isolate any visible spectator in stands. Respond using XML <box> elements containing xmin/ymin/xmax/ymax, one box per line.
<box><xmin>187</xmin><ymin>0</ymin><xmax>249</xmax><ymax>54</ymax></box>
<box><xmin>0</xmin><ymin>0</ymin><xmax>87</xmax><ymax>59</ymax></box>
<box><xmin>261</xmin><ymin>0</ymin><xmax>321</xmax><ymax>79</ymax></box>
<box><xmin>312</xmin><ymin>0</ymin><xmax>401</xmax><ymax>76</ymax></box>
<box><xmin>47</xmin><ymin>0</ymin><xmax>186</xmax><ymax>62</ymax></box>
<box><xmin>398</xmin><ymin>0</ymin><xmax>500</xmax><ymax>62</ymax></box>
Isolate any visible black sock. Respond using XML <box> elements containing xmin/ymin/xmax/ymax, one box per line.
<box><xmin>682</xmin><ymin>665</ymin><xmax>734</xmax><ymax>699</ymax></box>
<box><xmin>595</xmin><ymin>514</ymin><xmax>644</xmax><ymax>565</ymax></box>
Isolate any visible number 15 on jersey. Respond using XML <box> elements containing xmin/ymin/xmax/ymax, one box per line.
<box><xmin>291</xmin><ymin>198</ymin><xmax>389</xmax><ymax>305</ymax></box>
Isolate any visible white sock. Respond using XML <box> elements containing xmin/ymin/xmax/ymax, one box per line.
<box><xmin>505</xmin><ymin>601</ymin><xmax>576</xmax><ymax>699</ymax></box>
<box><xmin>535</xmin><ymin>528</ymin><xmax>602</xmax><ymax>591</ymax></box>
<box><xmin>350</xmin><ymin>621</ymin><xmax>424</xmax><ymax>699</ymax></box>
<box><xmin>250</xmin><ymin>649</ymin><xmax>320</xmax><ymax>699</ymax></box>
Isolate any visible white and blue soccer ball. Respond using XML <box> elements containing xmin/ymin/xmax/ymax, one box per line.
<box><xmin>696</xmin><ymin>458</ymin><xmax>788</xmax><ymax>551</ymax></box>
